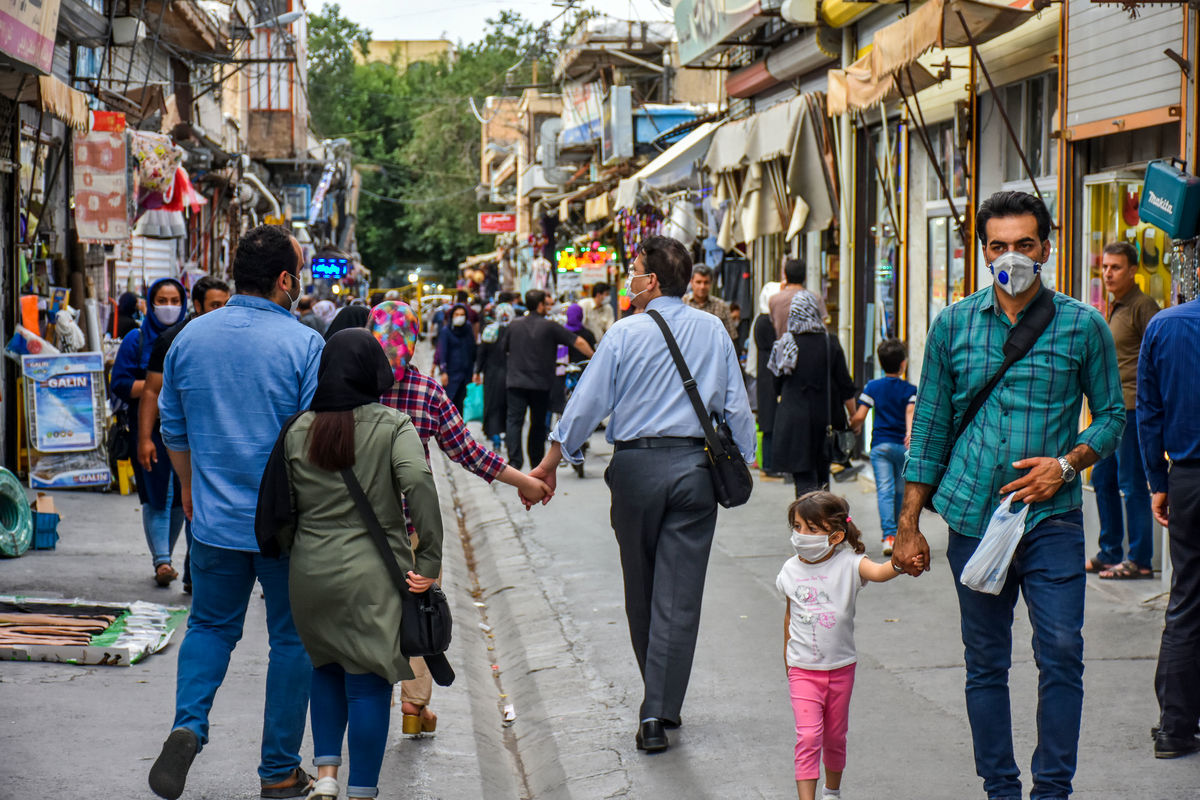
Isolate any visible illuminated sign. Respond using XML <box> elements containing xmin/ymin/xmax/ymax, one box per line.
<box><xmin>312</xmin><ymin>256</ymin><xmax>349</xmax><ymax>279</ymax></box>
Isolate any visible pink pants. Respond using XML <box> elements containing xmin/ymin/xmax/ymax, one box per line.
<box><xmin>788</xmin><ymin>663</ymin><xmax>856</xmax><ymax>780</ymax></box>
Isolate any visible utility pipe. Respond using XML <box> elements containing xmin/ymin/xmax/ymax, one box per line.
<box><xmin>837</xmin><ymin>27</ymin><xmax>853</xmax><ymax>355</ymax></box>
<box><xmin>241</xmin><ymin>168</ymin><xmax>281</xmax><ymax>219</ymax></box>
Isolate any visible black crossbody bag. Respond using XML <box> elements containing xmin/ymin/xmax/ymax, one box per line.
<box><xmin>647</xmin><ymin>310</ymin><xmax>754</xmax><ymax>508</ymax></box>
<box><xmin>340</xmin><ymin>468</ymin><xmax>455</xmax><ymax>686</ymax></box>
<box><xmin>925</xmin><ymin>288</ymin><xmax>1057</xmax><ymax>510</ymax></box>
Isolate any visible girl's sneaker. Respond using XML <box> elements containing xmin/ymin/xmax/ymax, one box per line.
<box><xmin>305</xmin><ymin>776</ymin><xmax>340</xmax><ymax>799</ymax></box>
<box><xmin>882</xmin><ymin>535</ymin><xmax>895</xmax><ymax>556</ymax></box>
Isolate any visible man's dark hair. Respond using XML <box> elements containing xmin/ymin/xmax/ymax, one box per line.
<box><xmin>456</xmin><ymin>289</ymin><xmax>469</xmax><ymax>304</ymax></box>
<box><xmin>496</xmin><ymin>291</ymin><xmax>515</xmax><ymax>305</ymax></box>
<box><xmin>784</xmin><ymin>258</ymin><xmax>807</xmax><ymax>285</ymax></box>
<box><xmin>592</xmin><ymin>282</ymin><xmax>610</xmax><ymax>297</ymax></box>
<box><xmin>730</xmin><ymin>302</ymin><xmax>741</xmax><ymax>313</ymax></box>
<box><xmin>368</xmin><ymin>291</ymin><xmax>386</xmax><ymax>307</ymax></box>
<box><xmin>297</xmin><ymin>295</ymin><xmax>314</xmax><ymax>312</ymax></box>
<box><xmin>877</xmin><ymin>338</ymin><xmax>908</xmax><ymax>374</ymax></box>
<box><xmin>233</xmin><ymin>225</ymin><xmax>297</xmax><ymax>296</ymax></box>
<box><xmin>525</xmin><ymin>289</ymin><xmax>547</xmax><ymax>311</ymax></box>
<box><xmin>1103</xmin><ymin>241</ymin><xmax>1139</xmax><ymax>267</ymax></box>
<box><xmin>637</xmin><ymin>236</ymin><xmax>691</xmax><ymax>297</ymax></box>
<box><xmin>192</xmin><ymin>275</ymin><xmax>230</xmax><ymax>308</ymax></box>
<box><xmin>692</xmin><ymin>264</ymin><xmax>714</xmax><ymax>280</ymax></box>
<box><xmin>975</xmin><ymin>191</ymin><xmax>1052</xmax><ymax>246</ymax></box>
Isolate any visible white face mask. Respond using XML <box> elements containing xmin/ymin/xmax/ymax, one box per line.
<box><xmin>153</xmin><ymin>304</ymin><xmax>182</xmax><ymax>327</ymax></box>
<box><xmin>283</xmin><ymin>272</ymin><xmax>302</xmax><ymax>313</ymax></box>
<box><xmin>452</xmin><ymin>315</ymin><xmax>467</xmax><ymax>327</ymax></box>
<box><xmin>791</xmin><ymin>529</ymin><xmax>837</xmax><ymax>562</ymax></box>
<box><xmin>989</xmin><ymin>251</ymin><xmax>1042</xmax><ymax>297</ymax></box>
<box><xmin>625</xmin><ymin>273</ymin><xmax>652</xmax><ymax>302</ymax></box>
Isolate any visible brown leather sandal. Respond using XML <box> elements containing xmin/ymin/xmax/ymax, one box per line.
<box><xmin>1099</xmin><ymin>560</ymin><xmax>1154</xmax><ymax>580</ymax></box>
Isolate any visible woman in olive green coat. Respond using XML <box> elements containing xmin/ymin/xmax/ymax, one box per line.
<box><xmin>269</xmin><ymin>329</ymin><xmax>443</xmax><ymax>800</ymax></box>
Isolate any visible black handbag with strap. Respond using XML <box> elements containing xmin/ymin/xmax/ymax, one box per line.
<box><xmin>647</xmin><ymin>309</ymin><xmax>754</xmax><ymax>508</ymax></box>
<box><xmin>823</xmin><ymin>333</ymin><xmax>856</xmax><ymax>466</ymax></box>
<box><xmin>925</xmin><ymin>287</ymin><xmax>1058</xmax><ymax>510</ymax></box>
<box><xmin>339</xmin><ymin>467</ymin><xmax>455</xmax><ymax>686</ymax></box>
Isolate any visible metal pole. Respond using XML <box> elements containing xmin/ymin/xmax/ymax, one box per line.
<box><xmin>838</xmin><ymin>28</ymin><xmax>853</xmax><ymax>355</ymax></box>
<box><xmin>956</xmin><ymin>9</ymin><xmax>1049</xmax><ymax>212</ymax></box>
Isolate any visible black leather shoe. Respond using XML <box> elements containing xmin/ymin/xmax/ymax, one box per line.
<box><xmin>148</xmin><ymin>728</ymin><xmax>199</xmax><ymax>799</ymax></box>
<box><xmin>1154</xmin><ymin>730</ymin><xmax>1200</xmax><ymax>759</ymax></box>
<box><xmin>662</xmin><ymin>718</ymin><xmax>682</xmax><ymax>730</ymax></box>
<box><xmin>635</xmin><ymin>719</ymin><xmax>669</xmax><ymax>753</ymax></box>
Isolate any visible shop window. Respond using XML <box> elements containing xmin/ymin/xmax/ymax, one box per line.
<box><xmin>926</xmin><ymin>123</ymin><xmax>966</xmax><ymax>202</ymax></box>
<box><xmin>928</xmin><ymin>215</ymin><xmax>966</xmax><ymax>322</ymax></box>
<box><xmin>1002</xmin><ymin>72</ymin><xmax>1057</xmax><ymax>183</ymax></box>
<box><xmin>1082</xmin><ymin>176</ymin><xmax>1172</xmax><ymax>312</ymax></box>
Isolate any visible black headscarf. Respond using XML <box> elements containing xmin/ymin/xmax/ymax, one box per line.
<box><xmin>311</xmin><ymin>329</ymin><xmax>396</xmax><ymax>411</ymax></box>
<box><xmin>323</xmin><ymin>305</ymin><xmax>370</xmax><ymax>341</ymax></box>
<box><xmin>256</xmin><ymin>329</ymin><xmax>394</xmax><ymax>556</ymax></box>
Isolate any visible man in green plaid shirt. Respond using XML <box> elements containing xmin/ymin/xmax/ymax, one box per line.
<box><xmin>895</xmin><ymin>192</ymin><xmax>1124</xmax><ymax>800</ymax></box>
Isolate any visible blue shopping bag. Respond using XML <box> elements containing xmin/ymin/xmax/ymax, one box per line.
<box><xmin>464</xmin><ymin>382</ymin><xmax>484</xmax><ymax>422</ymax></box>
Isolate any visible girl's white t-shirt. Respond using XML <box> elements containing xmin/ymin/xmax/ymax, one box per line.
<box><xmin>776</xmin><ymin>547</ymin><xmax>868</xmax><ymax>670</ymax></box>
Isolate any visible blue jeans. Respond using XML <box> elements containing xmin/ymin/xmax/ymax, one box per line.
<box><xmin>1091</xmin><ymin>409</ymin><xmax>1153</xmax><ymax>567</ymax></box>
<box><xmin>869</xmin><ymin>442</ymin><xmax>907</xmax><ymax>539</ymax></box>
<box><xmin>142</xmin><ymin>480</ymin><xmax>186</xmax><ymax>568</ymax></box>
<box><xmin>311</xmin><ymin>663</ymin><xmax>393</xmax><ymax>799</ymax></box>
<box><xmin>172</xmin><ymin>540</ymin><xmax>312</xmax><ymax>783</ymax></box>
<box><xmin>947</xmin><ymin>511</ymin><xmax>1085</xmax><ymax>800</ymax></box>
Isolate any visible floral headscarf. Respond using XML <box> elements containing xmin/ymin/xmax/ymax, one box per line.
<box><xmin>768</xmin><ymin>290</ymin><xmax>825</xmax><ymax>376</ymax></box>
<box><xmin>482</xmin><ymin>302</ymin><xmax>515</xmax><ymax>343</ymax></box>
<box><xmin>369</xmin><ymin>300</ymin><xmax>421</xmax><ymax>380</ymax></box>
<box><xmin>312</xmin><ymin>299</ymin><xmax>337</xmax><ymax>325</ymax></box>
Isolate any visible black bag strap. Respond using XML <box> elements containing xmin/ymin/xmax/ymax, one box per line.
<box><xmin>646</xmin><ymin>309</ymin><xmax>727</xmax><ymax>458</ymax></box>
<box><xmin>824</xmin><ymin>332</ymin><xmax>839</xmax><ymax>434</ymax></box>
<box><xmin>340</xmin><ymin>467</ymin><xmax>412</xmax><ymax>600</ymax></box>
<box><xmin>954</xmin><ymin>287</ymin><xmax>1057</xmax><ymax>438</ymax></box>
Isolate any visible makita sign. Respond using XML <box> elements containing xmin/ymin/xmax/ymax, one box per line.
<box><xmin>1140</xmin><ymin>160</ymin><xmax>1200</xmax><ymax>240</ymax></box>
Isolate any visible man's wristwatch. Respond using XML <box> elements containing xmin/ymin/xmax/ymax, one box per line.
<box><xmin>1057</xmin><ymin>456</ymin><xmax>1077</xmax><ymax>484</ymax></box>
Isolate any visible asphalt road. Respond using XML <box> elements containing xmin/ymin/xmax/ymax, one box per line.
<box><xmin>1</xmin><ymin>425</ymin><xmax>1195</xmax><ymax>799</ymax></box>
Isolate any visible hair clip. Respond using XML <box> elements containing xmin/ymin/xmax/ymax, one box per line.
<box><xmin>845</xmin><ymin>515</ymin><xmax>853</xmax><ymax>523</ymax></box>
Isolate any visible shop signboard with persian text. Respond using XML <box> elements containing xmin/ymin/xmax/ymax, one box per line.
<box><xmin>673</xmin><ymin>0</ymin><xmax>762</xmax><ymax>66</ymax></box>
<box><xmin>0</xmin><ymin>0</ymin><xmax>61</xmax><ymax>75</ymax></box>
<box><xmin>478</xmin><ymin>213</ymin><xmax>516</xmax><ymax>234</ymax></box>
<box><xmin>22</xmin><ymin>353</ymin><xmax>112</xmax><ymax>489</ymax></box>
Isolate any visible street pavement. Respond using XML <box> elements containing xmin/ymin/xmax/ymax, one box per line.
<box><xmin>1</xmin><ymin>426</ymin><xmax>1196</xmax><ymax>799</ymax></box>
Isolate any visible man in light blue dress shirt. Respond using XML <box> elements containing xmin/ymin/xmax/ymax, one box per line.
<box><xmin>150</xmin><ymin>226</ymin><xmax>324</xmax><ymax>800</ymax></box>
<box><xmin>531</xmin><ymin>236</ymin><xmax>755</xmax><ymax>753</ymax></box>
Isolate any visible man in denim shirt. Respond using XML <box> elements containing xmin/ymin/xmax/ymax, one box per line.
<box><xmin>149</xmin><ymin>226</ymin><xmax>324</xmax><ymax>800</ymax></box>
<box><xmin>895</xmin><ymin>192</ymin><xmax>1124</xmax><ymax>800</ymax></box>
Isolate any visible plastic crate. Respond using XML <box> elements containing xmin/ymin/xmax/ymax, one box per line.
<box><xmin>32</xmin><ymin>511</ymin><xmax>59</xmax><ymax>550</ymax></box>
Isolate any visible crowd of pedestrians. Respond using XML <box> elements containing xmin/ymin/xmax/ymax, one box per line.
<box><xmin>108</xmin><ymin>186</ymin><xmax>1200</xmax><ymax>800</ymax></box>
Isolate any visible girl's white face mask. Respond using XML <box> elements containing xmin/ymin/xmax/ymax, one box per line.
<box><xmin>791</xmin><ymin>529</ymin><xmax>836</xmax><ymax>562</ymax></box>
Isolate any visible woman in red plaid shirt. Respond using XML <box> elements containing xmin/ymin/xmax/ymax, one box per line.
<box><xmin>370</xmin><ymin>301</ymin><xmax>551</xmax><ymax>736</ymax></box>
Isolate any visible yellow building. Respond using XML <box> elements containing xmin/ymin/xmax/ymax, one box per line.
<box><xmin>359</xmin><ymin>40</ymin><xmax>455</xmax><ymax>70</ymax></box>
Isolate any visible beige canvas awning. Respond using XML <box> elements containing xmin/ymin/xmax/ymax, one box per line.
<box><xmin>827</xmin><ymin>57</ymin><xmax>937</xmax><ymax>116</ymax></box>
<box><xmin>828</xmin><ymin>0</ymin><xmax>1037</xmax><ymax>115</ymax></box>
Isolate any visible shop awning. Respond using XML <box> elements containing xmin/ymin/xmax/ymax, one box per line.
<box><xmin>827</xmin><ymin>57</ymin><xmax>937</xmax><ymax>116</ymax></box>
<box><xmin>704</xmin><ymin>116</ymin><xmax>758</xmax><ymax>174</ymax></box>
<box><xmin>745</xmin><ymin>96</ymin><xmax>803</xmax><ymax>163</ymax></box>
<box><xmin>458</xmin><ymin>249</ymin><xmax>502</xmax><ymax>271</ymax></box>
<box><xmin>827</xmin><ymin>0</ymin><xmax>1037</xmax><ymax>115</ymax></box>
<box><xmin>0</xmin><ymin>73</ymin><xmax>90</xmax><ymax>129</ymax></box>
<box><xmin>871</xmin><ymin>0</ymin><xmax>1036</xmax><ymax>79</ymax></box>
<box><xmin>614</xmin><ymin>120</ymin><xmax>723</xmax><ymax>209</ymax></box>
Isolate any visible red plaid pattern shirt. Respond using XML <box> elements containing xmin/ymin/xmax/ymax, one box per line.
<box><xmin>379</xmin><ymin>366</ymin><xmax>506</xmax><ymax>535</ymax></box>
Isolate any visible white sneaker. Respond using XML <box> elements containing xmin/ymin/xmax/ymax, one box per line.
<box><xmin>306</xmin><ymin>776</ymin><xmax>340</xmax><ymax>799</ymax></box>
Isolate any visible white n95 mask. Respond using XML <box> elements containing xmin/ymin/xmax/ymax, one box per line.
<box><xmin>989</xmin><ymin>251</ymin><xmax>1042</xmax><ymax>297</ymax></box>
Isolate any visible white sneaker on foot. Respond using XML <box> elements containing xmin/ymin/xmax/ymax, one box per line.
<box><xmin>306</xmin><ymin>776</ymin><xmax>340</xmax><ymax>799</ymax></box>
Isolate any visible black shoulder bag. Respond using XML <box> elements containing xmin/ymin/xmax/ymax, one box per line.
<box><xmin>647</xmin><ymin>310</ymin><xmax>754</xmax><ymax>508</ymax></box>
<box><xmin>824</xmin><ymin>333</ymin><xmax>857</xmax><ymax>466</ymax></box>
<box><xmin>925</xmin><ymin>288</ymin><xmax>1057</xmax><ymax>509</ymax></box>
<box><xmin>340</xmin><ymin>468</ymin><xmax>455</xmax><ymax>687</ymax></box>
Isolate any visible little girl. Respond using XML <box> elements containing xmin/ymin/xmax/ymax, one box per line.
<box><xmin>776</xmin><ymin>490</ymin><xmax>922</xmax><ymax>800</ymax></box>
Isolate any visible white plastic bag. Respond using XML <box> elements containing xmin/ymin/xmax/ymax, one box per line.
<box><xmin>959</xmin><ymin>494</ymin><xmax>1029</xmax><ymax>595</ymax></box>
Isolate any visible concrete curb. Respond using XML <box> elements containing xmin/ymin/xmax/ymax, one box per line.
<box><xmin>435</xmin><ymin>452</ymin><xmax>631</xmax><ymax>800</ymax></box>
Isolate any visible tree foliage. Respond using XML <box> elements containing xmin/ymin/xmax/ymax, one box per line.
<box><xmin>306</xmin><ymin>5</ymin><xmax>571</xmax><ymax>275</ymax></box>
